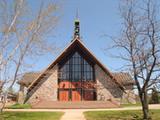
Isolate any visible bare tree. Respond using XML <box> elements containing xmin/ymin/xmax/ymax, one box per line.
<box><xmin>0</xmin><ymin>0</ymin><xmax>60</xmax><ymax>112</ymax></box>
<box><xmin>108</xmin><ymin>0</ymin><xmax>160</xmax><ymax>119</ymax></box>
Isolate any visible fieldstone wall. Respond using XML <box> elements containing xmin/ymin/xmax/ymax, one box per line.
<box><xmin>18</xmin><ymin>85</ymin><xmax>28</xmax><ymax>104</ymax></box>
<box><xmin>27</xmin><ymin>65</ymin><xmax>58</xmax><ymax>105</ymax></box>
<box><xmin>95</xmin><ymin>64</ymin><xmax>123</xmax><ymax>104</ymax></box>
<box><xmin>121</xmin><ymin>90</ymin><xmax>136</xmax><ymax>104</ymax></box>
<box><xmin>18</xmin><ymin>91</ymin><xmax>25</xmax><ymax>104</ymax></box>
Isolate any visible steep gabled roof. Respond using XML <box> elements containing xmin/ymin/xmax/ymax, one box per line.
<box><xmin>28</xmin><ymin>38</ymin><xmax>124</xmax><ymax>92</ymax></box>
<box><xmin>17</xmin><ymin>72</ymin><xmax>41</xmax><ymax>87</ymax></box>
<box><xmin>112</xmin><ymin>72</ymin><xmax>135</xmax><ymax>86</ymax></box>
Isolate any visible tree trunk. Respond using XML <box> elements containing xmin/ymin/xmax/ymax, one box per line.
<box><xmin>140</xmin><ymin>92</ymin><xmax>149</xmax><ymax>120</ymax></box>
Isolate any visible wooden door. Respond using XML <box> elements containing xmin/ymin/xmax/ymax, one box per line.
<box><xmin>59</xmin><ymin>90</ymin><xmax>69</xmax><ymax>101</ymax></box>
<box><xmin>72</xmin><ymin>89</ymin><xmax>81</xmax><ymax>101</ymax></box>
<box><xmin>83</xmin><ymin>90</ymin><xmax>94</xmax><ymax>100</ymax></box>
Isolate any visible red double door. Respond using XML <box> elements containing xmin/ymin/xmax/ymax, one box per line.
<box><xmin>59</xmin><ymin>89</ymin><xmax>95</xmax><ymax>101</ymax></box>
<box><xmin>59</xmin><ymin>90</ymin><xmax>69</xmax><ymax>101</ymax></box>
<box><xmin>58</xmin><ymin>81</ymin><xmax>95</xmax><ymax>101</ymax></box>
<box><xmin>59</xmin><ymin>89</ymin><xmax>81</xmax><ymax>101</ymax></box>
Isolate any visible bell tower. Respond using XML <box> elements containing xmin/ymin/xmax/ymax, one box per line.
<box><xmin>74</xmin><ymin>19</ymin><xmax>80</xmax><ymax>39</ymax></box>
<box><xmin>73</xmin><ymin>10</ymin><xmax>80</xmax><ymax>40</ymax></box>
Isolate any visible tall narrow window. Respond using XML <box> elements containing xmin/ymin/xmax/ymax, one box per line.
<box><xmin>58</xmin><ymin>51</ymin><xmax>96</xmax><ymax>101</ymax></box>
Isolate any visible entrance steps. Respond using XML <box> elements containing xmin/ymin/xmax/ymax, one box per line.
<box><xmin>32</xmin><ymin>101</ymin><xmax>119</xmax><ymax>109</ymax></box>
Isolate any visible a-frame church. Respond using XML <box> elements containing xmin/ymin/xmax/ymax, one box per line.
<box><xmin>18</xmin><ymin>19</ymin><xmax>136</xmax><ymax>108</ymax></box>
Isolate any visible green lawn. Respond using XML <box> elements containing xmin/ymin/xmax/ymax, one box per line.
<box><xmin>7</xmin><ymin>103</ymin><xmax>31</xmax><ymax>109</ymax></box>
<box><xmin>0</xmin><ymin>112</ymin><xmax>64</xmax><ymax>120</ymax></box>
<box><xmin>121</xmin><ymin>102</ymin><xmax>141</xmax><ymax>107</ymax></box>
<box><xmin>84</xmin><ymin>110</ymin><xmax>160</xmax><ymax>120</ymax></box>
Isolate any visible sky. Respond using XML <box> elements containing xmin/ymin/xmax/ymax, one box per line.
<box><xmin>28</xmin><ymin>0</ymin><xmax>125</xmax><ymax>72</ymax></box>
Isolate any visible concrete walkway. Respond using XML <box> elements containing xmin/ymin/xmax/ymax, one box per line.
<box><xmin>60</xmin><ymin>110</ymin><xmax>85</xmax><ymax>120</ymax></box>
<box><xmin>4</xmin><ymin>104</ymin><xmax>160</xmax><ymax>120</ymax></box>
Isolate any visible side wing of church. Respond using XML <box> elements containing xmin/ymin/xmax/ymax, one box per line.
<box><xmin>18</xmin><ymin>19</ymin><xmax>136</xmax><ymax>108</ymax></box>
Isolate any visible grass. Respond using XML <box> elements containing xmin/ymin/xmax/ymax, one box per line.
<box><xmin>7</xmin><ymin>103</ymin><xmax>31</xmax><ymax>109</ymax></box>
<box><xmin>0</xmin><ymin>112</ymin><xmax>64</xmax><ymax>120</ymax></box>
<box><xmin>84</xmin><ymin>110</ymin><xmax>160</xmax><ymax>120</ymax></box>
<box><xmin>121</xmin><ymin>102</ymin><xmax>141</xmax><ymax>107</ymax></box>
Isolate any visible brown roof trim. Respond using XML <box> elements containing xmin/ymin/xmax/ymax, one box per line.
<box><xmin>28</xmin><ymin>38</ymin><xmax>124</xmax><ymax>92</ymax></box>
<box><xmin>28</xmin><ymin>38</ymin><xmax>80</xmax><ymax>91</ymax></box>
<box><xmin>76</xmin><ymin>40</ymin><xmax>125</xmax><ymax>90</ymax></box>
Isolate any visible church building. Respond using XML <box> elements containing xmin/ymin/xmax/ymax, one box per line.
<box><xmin>18</xmin><ymin>19</ymin><xmax>135</xmax><ymax>108</ymax></box>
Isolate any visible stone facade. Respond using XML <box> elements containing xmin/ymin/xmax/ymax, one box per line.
<box><xmin>121</xmin><ymin>90</ymin><xmax>136</xmax><ymax>104</ymax></box>
<box><xmin>21</xmin><ymin>64</ymin><xmax>135</xmax><ymax>106</ymax></box>
<box><xmin>95</xmin><ymin>64</ymin><xmax>123</xmax><ymax>104</ymax></box>
<box><xmin>27</xmin><ymin>65</ymin><xmax>58</xmax><ymax>105</ymax></box>
<box><xmin>18</xmin><ymin>85</ymin><xmax>28</xmax><ymax>104</ymax></box>
<box><xmin>18</xmin><ymin>91</ymin><xmax>25</xmax><ymax>104</ymax></box>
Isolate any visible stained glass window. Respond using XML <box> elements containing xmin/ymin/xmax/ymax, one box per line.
<box><xmin>59</xmin><ymin>52</ymin><xmax>94</xmax><ymax>81</ymax></box>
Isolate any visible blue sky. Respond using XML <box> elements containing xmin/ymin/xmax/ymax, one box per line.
<box><xmin>29</xmin><ymin>0</ymin><xmax>125</xmax><ymax>72</ymax></box>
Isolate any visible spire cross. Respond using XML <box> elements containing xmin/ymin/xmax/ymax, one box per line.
<box><xmin>76</xmin><ymin>8</ymin><xmax>79</xmax><ymax>20</ymax></box>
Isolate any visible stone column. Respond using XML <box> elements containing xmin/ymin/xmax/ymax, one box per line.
<box><xmin>18</xmin><ymin>85</ymin><xmax>25</xmax><ymax>104</ymax></box>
